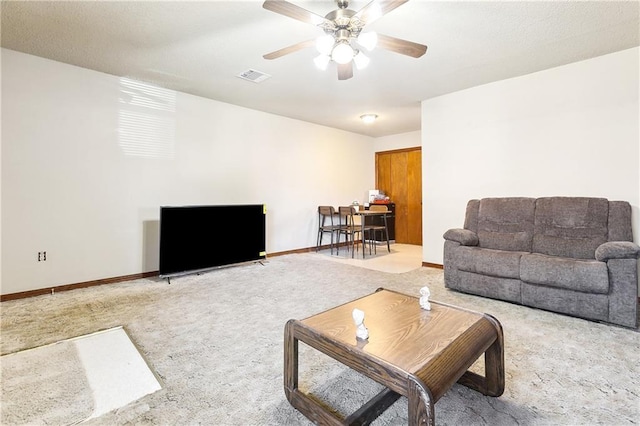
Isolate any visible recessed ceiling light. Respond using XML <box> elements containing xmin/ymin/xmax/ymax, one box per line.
<box><xmin>360</xmin><ymin>114</ymin><xmax>378</xmax><ymax>124</ymax></box>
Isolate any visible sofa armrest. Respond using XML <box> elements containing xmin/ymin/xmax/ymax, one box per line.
<box><xmin>595</xmin><ymin>241</ymin><xmax>640</xmax><ymax>261</ymax></box>
<box><xmin>443</xmin><ymin>228</ymin><xmax>479</xmax><ymax>246</ymax></box>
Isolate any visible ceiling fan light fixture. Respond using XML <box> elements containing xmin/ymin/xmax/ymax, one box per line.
<box><xmin>313</xmin><ymin>54</ymin><xmax>331</xmax><ymax>70</ymax></box>
<box><xmin>262</xmin><ymin>0</ymin><xmax>428</xmax><ymax>81</ymax></box>
<box><xmin>360</xmin><ymin>114</ymin><xmax>378</xmax><ymax>124</ymax></box>
<box><xmin>358</xmin><ymin>32</ymin><xmax>378</xmax><ymax>51</ymax></box>
<box><xmin>331</xmin><ymin>42</ymin><xmax>354</xmax><ymax>64</ymax></box>
<box><xmin>316</xmin><ymin>34</ymin><xmax>335</xmax><ymax>55</ymax></box>
<box><xmin>353</xmin><ymin>51</ymin><xmax>370</xmax><ymax>70</ymax></box>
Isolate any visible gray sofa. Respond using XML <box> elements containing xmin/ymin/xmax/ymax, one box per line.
<box><xmin>443</xmin><ymin>197</ymin><xmax>640</xmax><ymax>328</ymax></box>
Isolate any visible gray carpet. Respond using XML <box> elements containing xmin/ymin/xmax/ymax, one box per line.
<box><xmin>1</xmin><ymin>253</ymin><xmax>638</xmax><ymax>425</ymax></box>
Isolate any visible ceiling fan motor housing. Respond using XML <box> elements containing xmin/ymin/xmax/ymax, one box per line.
<box><xmin>323</xmin><ymin>8</ymin><xmax>364</xmax><ymax>52</ymax></box>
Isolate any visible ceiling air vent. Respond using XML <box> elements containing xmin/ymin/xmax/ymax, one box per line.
<box><xmin>237</xmin><ymin>69</ymin><xmax>271</xmax><ymax>83</ymax></box>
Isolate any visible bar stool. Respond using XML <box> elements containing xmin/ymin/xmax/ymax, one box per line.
<box><xmin>336</xmin><ymin>206</ymin><xmax>364</xmax><ymax>258</ymax></box>
<box><xmin>316</xmin><ymin>206</ymin><xmax>338</xmax><ymax>254</ymax></box>
<box><xmin>366</xmin><ymin>205</ymin><xmax>390</xmax><ymax>254</ymax></box>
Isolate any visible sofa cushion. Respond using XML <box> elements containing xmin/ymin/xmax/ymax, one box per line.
<box><xmin>608</xmin><ymin>201</ymin><xmax>633</xmax><ymax>242</ymax></box>
<box><xmin>457</xmin><ymin>271</ymin><xmax>522</xmax><ymax>303</ymax></box>
<box><xmin>457</xmin><ymin>246</ymin><xmax>525</xmax><ymax>279</ymax></box>
<box><xmin>532</xmin><ymin>197</ymin><xmax>608</xmax><ymax>259</ymax></box>
<box><xmin>475</xmin><ymin>198</ymin><xmax>535</xmax><ymax>252</ymax></box>
<box><xmin>521</xmin><ymin>283</ymin><xmax>608</xmax><ymax>322</ymax></box>
<box><xmin>463</xmin><ymin>199</ymin><xmax>480</xmax><ymax>233</ymax></box>
<box><xmin>520</xmin><ymin>253</ymin><xmax>609</xmax><ymax>294</ymax></box>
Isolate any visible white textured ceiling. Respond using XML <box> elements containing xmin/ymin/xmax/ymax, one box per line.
<box><xmin>2</xmin><ymin>0</ymin><xmax>639</xmax><ymax>137</ymax></box>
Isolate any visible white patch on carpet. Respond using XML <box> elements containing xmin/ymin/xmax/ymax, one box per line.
<box><xmin>73</xmin><ymin>327</ymin><xmax>162</xmax><ymax>420</ymax></box>
<box><xmin>0</xmin><ymin>326</ymin><xmax>161</xmax><ymax>424</ymax></box>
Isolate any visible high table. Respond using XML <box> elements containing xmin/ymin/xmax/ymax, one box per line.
<box><xmin>355</xmin><ymin>210</ymin><xmax>391</xmax><ymax>258</ymax></box>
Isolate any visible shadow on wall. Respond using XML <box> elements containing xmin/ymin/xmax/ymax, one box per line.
<box><xmin>143</xmin><ymin>220</ymin><xmax>160</xmax><ymax>272</ymax></box>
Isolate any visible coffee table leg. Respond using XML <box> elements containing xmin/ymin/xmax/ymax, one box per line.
<box><xmin>284</xmin><ymin>319</ymin><xmax>298</xmax><ymax>401</ymax></box>
<box><xmin>457</xmin><ymin>315</ymin><xmax>505</xmax><ymax>397</ymax></box>
<box><xmin>407</xmin><ymin>376</ymin><xmax>435</xmax><ymax>426</ymax></box>
<box><xmin>483</xmin><ymin>315</ymin><xmax>505</xmax><ymax>397</ymax></box>
<box><xmin>284</xmin><ymin>320</ymin><xmax>344</xmax><ymax>425</ymax></box>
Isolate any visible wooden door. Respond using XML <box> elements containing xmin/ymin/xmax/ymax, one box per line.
<box><xmin>375</xmin><ymin>148</ymin><xmax>422</xmax><ymax>245</ymax></box>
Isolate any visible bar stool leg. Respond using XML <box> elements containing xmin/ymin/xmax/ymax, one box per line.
<box><xmin>383</xmin><ymin>214</ymin><xmax>391</xmax><ymax>252</ymax></box>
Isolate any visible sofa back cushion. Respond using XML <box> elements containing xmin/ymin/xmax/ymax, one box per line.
<box><xmin>467</xmin><ymin>198</ymin><xmax>535</xmax><ymax>252</ymax></box>
<box><xmin>532</xmin><ymin>197</ymin><xmax>608</xmax><ymax>259</ymax></box>
<box><xmin>608</xmin><ymin>201</ymin><xmax>633</xmax><ymax>242</ymax></box>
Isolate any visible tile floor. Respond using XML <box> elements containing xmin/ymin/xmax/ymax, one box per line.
<box><xmin>315</xmin><ymin>242</ymin><xmax>424</xmax><ymax>273</ymax></box>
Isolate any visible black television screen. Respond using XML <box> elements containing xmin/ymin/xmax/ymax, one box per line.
<box><xmin>159</xmin><ymin>204</ymin><xmax>266</xmax><ymax>277</ymax></box>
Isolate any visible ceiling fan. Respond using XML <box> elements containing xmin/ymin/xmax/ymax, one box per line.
<box><xmin>262</xmin><ymin>0</ymin><xmax>427</xmax><ymax>80</ymax></box>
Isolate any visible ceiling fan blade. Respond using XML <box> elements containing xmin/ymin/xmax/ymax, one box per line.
<box><xmin>376</xmin><ymin>33</ymin><xmax>427</xmax><ymax>58</ymax></box>
<box><xmin>263</xmin><ymin>0</ymin><xmax>330</xmax><ymax>26</ymax></box>
<box><xmin>337</xmin><ymin>62</ymin><xmax>353</xmax><ymax>80</ymax></box>
<box><xmin>354</xmin><ymin>0</ymin><xmax>408</xmax><ymax>26</ymax></box>
<box><xmin>263</xmin><ymin>39</ymin><xmax>315</xmax><ymax>60</ymax></box>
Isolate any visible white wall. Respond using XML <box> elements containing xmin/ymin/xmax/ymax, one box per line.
<box><xmin>373</xmin><ymin>130</ymin><xmax>421</xmax><ymax>153</ymax></box>
<box><xmin>1</xmin><ymin>49</ymin><xmax>375</xmax><ymax>294</ymax></box>
<box><xmin>422</xmin><ymin>47</ymin><xmax>640</xmax><ymax>264</ymax></box>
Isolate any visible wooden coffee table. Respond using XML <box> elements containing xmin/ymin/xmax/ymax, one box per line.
<box><xmin>284</xmin><ymin>288</ymin><xmax>504</xmax><ymax>425</ymax></box>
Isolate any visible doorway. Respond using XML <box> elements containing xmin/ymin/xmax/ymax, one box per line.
<box><xmin>375</xmin><ymin>147</ymin><xmax>422</xmax><ymax>245</ymax></box>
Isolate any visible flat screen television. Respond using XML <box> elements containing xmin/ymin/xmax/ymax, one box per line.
<box><xmin>159</xmin><ymin>204</ymin><xmax>266</xmax><ymax>277</ymax></box>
